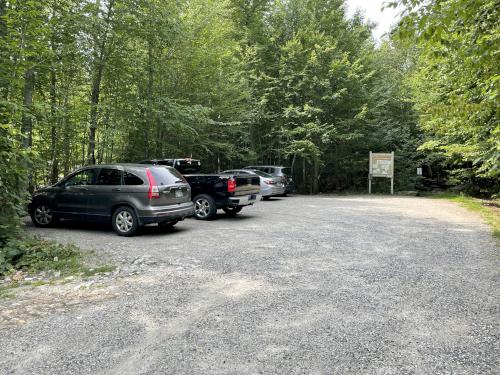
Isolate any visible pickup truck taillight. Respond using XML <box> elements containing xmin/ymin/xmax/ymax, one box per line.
<box><xmin>146</xmin><ymin>168</ymin><xmax>160</xmax><ymax>199</ymax></box>
<box><xmin>227</xmin><ymin>178</ymin><xmax>236</xmax><ymax>193</ymax></box>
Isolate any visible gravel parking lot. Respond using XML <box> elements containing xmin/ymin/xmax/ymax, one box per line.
<box><xmin>0</xmin><ymin>196</ymin><xmax>498</xmax><ymax>374</ymax></box>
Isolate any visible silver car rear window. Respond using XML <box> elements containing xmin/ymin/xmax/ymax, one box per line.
<box><xmin>252</xmin><ymin>170</ymin><xmax>273</xmax><ymax>178</ymax></box>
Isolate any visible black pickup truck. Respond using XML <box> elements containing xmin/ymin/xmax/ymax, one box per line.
<box><xmin>140</xmin><ymin>159</ymin><xmax>261</xmax><ymax>220</ymax></box>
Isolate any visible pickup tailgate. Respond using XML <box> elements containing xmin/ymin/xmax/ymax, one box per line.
<box><xmin>233</xmin><ymin>175</ymin><xmax>260</xmax><ymax>196</ymax></box>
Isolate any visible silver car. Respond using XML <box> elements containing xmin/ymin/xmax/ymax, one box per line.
<box><xmin>243</xmin><ymin>165</ymin><xmax>293</xmax><ymax>194</ymax></box>
<box><xmin>223</xmin><ymin>169</ymin><xmax>285</xmax><ymax>200</ymax></box>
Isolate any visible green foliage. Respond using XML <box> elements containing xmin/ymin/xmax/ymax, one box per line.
<box><xmin>0</xmin><ymin>236</ymin><xmax>81</xmax><ymax>276</ymax></box>
<box><xmin>393</xmin><ymin>0</ymin><xmax>500</xmax><ymax>193</ymax></box>
<box><xmin>0</xmin><ymin>124</ymin><xmax>33</xmax><ymax>245</ymax></box>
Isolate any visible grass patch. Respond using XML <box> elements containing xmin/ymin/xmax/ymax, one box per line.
<box><xmin>1</xmin><ymin>236</ymin><xmax>115</xmax><ymax>298</ymax></box>
<box><xmin>425</xmin><ymin>192</ymin><xmax>500</xmax><ymax>242</ymax></box>
<box><xmin>81</xmin><ymin>265</ymin><xmax>116</xmax><ymax>277</ymax></box>
<box><xmin>1</xmin><ymin>236</ymin><xmax>83</xmax><ymax>277</ymax></box>
<box><xmin>0</xmin><ymin>285</ymin><xmax>15</xmax><ymax>299</ymax></box>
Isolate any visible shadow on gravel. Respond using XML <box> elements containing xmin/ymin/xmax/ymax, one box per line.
<box><xmin>139</xmin><ymin>225</ymin><xmax>191</xmax><ymax>236</ymax></box>
<box><xmin>262</xmin><ymin>197</ymin><xmax>284</xmax><ymax>202</ymax></box>
<box><xmin>25</xmin><ymin>219</ymin><xmax>192</xmax><ymax>237</ymax></box>
<box><xmin>212</xmin><ymin>213</ymin><xmax>257</xmax><ymax>221</ymax></box>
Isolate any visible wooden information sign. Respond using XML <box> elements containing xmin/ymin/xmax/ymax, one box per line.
<box><xmin>369</xmin><ymin>151</ymin><xmax>394</xmax><ymax>194</ymax></box>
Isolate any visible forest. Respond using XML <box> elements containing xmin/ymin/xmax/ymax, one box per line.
<box><xmin>0</xmin><ymin>0</ymin><xmax>499</xmax><ymax>243</ymax></box>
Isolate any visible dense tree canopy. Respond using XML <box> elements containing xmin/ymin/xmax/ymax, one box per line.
<box><xmin>391</xmin><ymin>0</ymin><xmax>499</xmax><ymax>192</ymax></box>
<box><xmin>0</xmin><ymin>0</ymin><xmax>498</xmax><ymax>241</ymax></box>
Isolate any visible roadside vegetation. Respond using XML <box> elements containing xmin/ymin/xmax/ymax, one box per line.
<box><xmin>0</xmin><ymin>236</ymin><xmax>115</xmax><ymax>298</ymax></box>
<box><xmin>427</xmin><ymin>192</ymin><xmax>500</xmax><ymax>242</ymax></box>
<box><xmin>0</xmin><ymin>237</ymin><xmax>81</xmax><ymax>276</ymax></box>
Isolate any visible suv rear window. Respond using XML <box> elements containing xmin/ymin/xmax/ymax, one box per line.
<box><xmin>124</xmin><ymin>171</ymin><xmax>144</xmax><ymax>185</ymax></box>
<box><xmin>150</xmin><ymin>167</ymin><xmax>186</xmax><ymax>185</ymax></box>
<box><xmin>96</xmin><ymin>168</ymin><xmax>122</xmax><ymax>185</ymax></box>
<box><xmin>281</xmin><ymin>168</ymin><xmax>291</xmax><ymax>176</ymax></box>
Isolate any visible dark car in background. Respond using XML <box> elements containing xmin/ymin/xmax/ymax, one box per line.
<box><xmin>141</xmin><ymin>159</ymin><xmax>261</xmax><ymax>220</ymax></box>
<box><xmin>28</xmin><ymin>164</ymin><xmax>194</xmax><ymax>236</ymax></box>
<box><xmin>243</xmin><ymin>165</ymin><xmax>294</xmax><ymax>194</ymax></box>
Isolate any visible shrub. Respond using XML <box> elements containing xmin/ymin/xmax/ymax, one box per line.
<box><xmin>0</xmin><ymin>236</ymin><xmax>81</xmax><ymax>276</ymax></box>
<box><xmin>0</xmin><ymin>124</ymin><xmax>34</xmax><ymax>246</ymax></box>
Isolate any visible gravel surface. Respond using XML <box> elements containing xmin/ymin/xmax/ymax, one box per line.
<box><xmin>0</xmin><ymin>196</ymin><xmax>498</xmax><ymax>374</ymax></box>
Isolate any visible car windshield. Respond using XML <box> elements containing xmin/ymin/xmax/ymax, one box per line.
<box><xmin>150</xmin><ymin>167</ymin><xmax>186</xmax><ymax>185</ymax></box>
<box><xmin>251</xmin><ymin>170</ymin><xmax>273</xmax><ymax>178</ymax></box>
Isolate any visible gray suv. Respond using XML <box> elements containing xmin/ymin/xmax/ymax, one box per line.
<box><xmin>28</xmin><ymin>164</ymin><xmax>194</xmax><ymax>236</ymax></box>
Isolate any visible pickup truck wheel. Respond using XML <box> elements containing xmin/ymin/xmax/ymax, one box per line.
<box><xmin>112</xmin><ymin>206</ymin><xmax>138</xmax><ymax>236</ymax></box>
<box><xmin>193</xmin><ymin>194</ymin><xmax>217</xmax><ymax>220</ymax></box>
<box><xmin>222</xmin><ymin>206</ymin><xmax>242</xmax><ymax>216</ymax></box>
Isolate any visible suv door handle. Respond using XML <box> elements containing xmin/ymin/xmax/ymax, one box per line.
<box><xmin>112</xmin><ymin>188</ymin><xmax>121</xmax><ymax>192</ymax></box>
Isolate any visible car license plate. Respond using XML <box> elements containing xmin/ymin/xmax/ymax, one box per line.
<box><xmin>175</xmin><ymin>190</ymin><xmax>184</xmax><ymax>198</ymax></box>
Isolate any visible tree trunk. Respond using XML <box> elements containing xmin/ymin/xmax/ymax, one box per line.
<box><xmin>49</xmin><ymin>68</ymin><xmax>59</xmax><ymax>183</ymax></box>
<box><xmin>87</xmin><ymin>0</ymin><xmax>115</xmax><ymax>165</ymax></box>
<box><xmin>291</xmin><ymin>153</ymin><xmax>296</xmax><ymax>177</ymax></box>
<box><xmin>145</xmin><ymin>40</ymin><xmax>153</xmax><ymax>158</ymax></box>
<box><xmin>302</xmin><ymin>157</ymin><xmax>306</xmax><ymax>194</ymax></box>
<box><xmin>0</xmin><ymin>0</ymin><xmax>8</xmax><ymax>101</ymax></box>
<box><xmin>97</xmin><ymin>107</ymin><xmax>110</xmax><ymax>164</ymax></box>
<box><xmin>21</xmin><ymin>67</ymin><xmax>35</xmax><ymax>149</ymax></box>
<box><xmin>62</xmin><ymin>92</ymin><xmax>71</xmax><ymax>175</ymax></box>
<box><xmin>20</xmin><ymin>66</ymin><xmax>35</xmax><ymax>191</ymax></box>
<box><xmin>0</xmin><ymin>0</ymin><xmax>6</xmax><ymax>39</ymax></box>
<box><xmin>87</xmin><ymin>62</ymin><xmax>104</xmax><ymax>165</ymax></box>
<box><xmin>313</xmin><ymin>159</ymin><xmax>319</xmax><ymax>194</ymax></box>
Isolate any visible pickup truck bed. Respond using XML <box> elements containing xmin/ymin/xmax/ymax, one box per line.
<box><xmin>184</xmin><ymin>173</ymin><xmax>260</xmax><ymax>219</ymax></box>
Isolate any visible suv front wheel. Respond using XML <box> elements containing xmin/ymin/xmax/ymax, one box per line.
<box><xmin>112</xmin><ymin>206</ymin><xmax>139</xmax><ymax>236</ymax></box>
<box><xmin>31</xmin><ymin>201</ymin><xmax>56</xmax><ymax>227</ymax></box>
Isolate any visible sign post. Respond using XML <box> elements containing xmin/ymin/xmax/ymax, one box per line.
<box><xmin>369</xmin><ymin>152</ymin><xmax>394</xmax><ymax>195</ymax></box>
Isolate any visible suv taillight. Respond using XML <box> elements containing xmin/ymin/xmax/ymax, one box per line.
<box><xmin>228</xmin><ymin>178</ymin><xmax>236</xmax><ymax>193</ymax></box>
<box><xmin>146</xmin><ymin>168</ymin><xmax>160</xmax><ymax>199</ymax></box>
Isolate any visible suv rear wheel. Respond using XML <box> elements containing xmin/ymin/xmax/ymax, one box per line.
<box><xmin>112</xmin><ymin>206</ymin><xmax>138</xmax><ymax>236</ymax></box>
<box><xmin>193</xmin><ymin>194</ymin><xmax>217</xmax><ymax>220</ymax></box>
